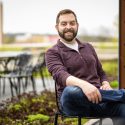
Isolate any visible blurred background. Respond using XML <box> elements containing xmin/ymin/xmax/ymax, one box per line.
<box><xmin>0</xmin><ymin>0</ymin><xmax>119</xmax><ymax>124</ymax></box>
<box><xmin>0</xmin><ymin>0</ymin><xmax>119</xmax><ymax>94</ymax></box>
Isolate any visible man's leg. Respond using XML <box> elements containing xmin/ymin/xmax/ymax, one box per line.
<box><xmin>97</xmin><ymin>102</ymin><xmax>125</xmax><ymax>125</ymax></box>
<box><xmin>60</xmin><ymin>86</ymin><xmax>125</xmax><ymax>117</ymax></box>
<box><xmin>100</xmin><ymin>89</ymin><xmax>125</xmax><ymax>103</ymax></box>
<box><xmin>60</xmin><ymin>86</ymin><xmax>101</xmax><ymax>116</ymax></box>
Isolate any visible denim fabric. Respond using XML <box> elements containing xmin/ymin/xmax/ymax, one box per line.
<box><xmin>60</xmin><ymin>86</ymin><xmax>125</xmax><ymax>124</ymax></box>
<box><xmin>100</xmin><ymin>89</ymin><xmax>125</xmax><ymax>102</ymax></box>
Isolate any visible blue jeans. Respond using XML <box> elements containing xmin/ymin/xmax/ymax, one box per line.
<box><xmin>60</xmin><ymin>86</ymin><xmax>125</xmax><ymax>125</ymax></box>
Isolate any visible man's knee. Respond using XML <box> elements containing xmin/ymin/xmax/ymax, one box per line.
<box><xmin>60</xmin><ymin>86</ymin><xmax>91</xmax><ymax>116</ymax></box>
<box><xmin>62</xmin><ymin>86</ymin><xmax>83</xmax><ymax>98</ymax></box>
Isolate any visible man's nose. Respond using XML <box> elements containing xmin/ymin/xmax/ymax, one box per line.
<box><xmin>66</xmin><ymin>23</ymin><xmax>72</xmax><ymax>29</ymax></box>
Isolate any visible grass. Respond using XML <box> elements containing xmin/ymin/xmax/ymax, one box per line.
<box><xmin>0</xmin><ymin>46</ymin><xmax>23</xmax><ymax>51</ymax></box>
<box><xmin>101</xmin><ymin>59</ymin><xmax>118</xmax><ymax>88</ymax></box>
<box><xmin>92</xmin><ymin>41</ymin><xmax>118</xmax><ymax>49</ymax></box>
<box><xmin>27</xmin><ymin>114</ymin><xmax>50</xmax><ymax>123</ymax></box>
<box><xmin>110</xmin><ymin>80</ymin><xmax>119</xmax><ymax>88</ymax></box>
<box><xmin>101</xmin><ymin>59</ymin><xmax>118</xmax><ymax>78</ymax></box>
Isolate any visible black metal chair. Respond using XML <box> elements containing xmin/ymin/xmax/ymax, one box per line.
<box><xmin>54</xmin><ymin>82</ymin><xmax>113</xmax><ymax>125</ymax></box>
<box><xmin>0</xmin><ymin>55</ymin><xmax>19</xmax><ymax>96</ymax></box>
<box><xmin>0</xmin><ymin>53</ymin><xmax>35</xmax><ymax>96</ymax></box>
<box><xmin>24</xmin><ymin>52</ymin><xmax>47</xmax><ymax>90</ymax></box>
<box><xmin>10</xmin><ymin>53</ymin><xmax>36</xmax><ymax>95</ymax></box>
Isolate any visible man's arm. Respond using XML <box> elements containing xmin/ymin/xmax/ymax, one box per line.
<box><xmin>45</xmin><ymin>49</ymin><xmax>71</xmax><ymax>86</ymax></box>
<box><xmin>66</xmin><ymin>76</ymin><xmax>102</xmax><ymax>104</ymax></box>
<box><xmin>88</xmin><ymin>43</ymin><xmax>112</xmax><ymax>90</ymax></box>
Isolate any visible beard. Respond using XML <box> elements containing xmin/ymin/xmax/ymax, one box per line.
<box><xmin>57</xmin><ymin>28</ymin><xmax>78</xmax><ymax>42</ymax></box>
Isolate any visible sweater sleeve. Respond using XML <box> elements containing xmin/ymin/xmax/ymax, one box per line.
<box><xmin>45</xmin><ymin>48</ymin><xmax>71</xmax><ymax>86</ymax></box>
<box><xmin>88</xmin><ymin>43</ymin><xmax>108</xmax><ymax>83</ymax></box>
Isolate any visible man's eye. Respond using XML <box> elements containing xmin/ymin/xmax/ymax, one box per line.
<box><xmin>70</xmin><ymin>22</ymin><xmax>76</xmax><ymax>26</ymax></box>
<box><xmin>61</xmin><ymin>23</ymin><xmax>67</xmax><ymax>26</ymax></box>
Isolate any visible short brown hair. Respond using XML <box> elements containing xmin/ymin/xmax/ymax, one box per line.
<box><xmin>56</xmin><ymin>9</ymin><xmax>78</xmax><ymax>24</ymax></box>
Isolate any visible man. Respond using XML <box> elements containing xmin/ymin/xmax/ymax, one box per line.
<box><xmin>45</xmin><ymin>9</ymin><xmax>125</xmax><ymax>124</ymax></box>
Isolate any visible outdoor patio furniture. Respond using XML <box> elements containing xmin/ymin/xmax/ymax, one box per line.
<box><xmin>0</xmin><ymin>53</ymin><xmax>34</xmax><ymax>97</ymax></box>
<box><xmin>0</xmin><ymin>54</ymin><xmax>19</xmax><ymax>96</ymax></box>
<box><xmin>12</xmin><ymin>51</ymin><xmax>48</xmax><ymax>95</ymax></box>
<box><xmin>24</xmin><ymin>52</ymin><xmax>47</xmax><ymax>91</ymax></box>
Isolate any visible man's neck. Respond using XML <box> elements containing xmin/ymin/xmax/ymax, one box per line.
<box><xmin>60</xmin><ymin>38</ymin><xmax>77</xmax><ymax>45</ymax></box>
<box><xmin>60</xmin><ymin>38</ymin><xmax>79</xmax><ymax>52</ymax></box>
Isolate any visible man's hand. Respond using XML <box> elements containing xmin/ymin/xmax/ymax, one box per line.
<box><xmin>66</xmin><ymin>76</ymin><xmax>102</xmax><ymax>104</ymax></box>
<box><xmin>100</xmin><ymin>81</ymin><xmax>113</xmax><ymax>90</ymax></box>
<box><xmin>80</xmin><ymin>82</ymin><xmax>102</xmax><ymax>104</ymax></box>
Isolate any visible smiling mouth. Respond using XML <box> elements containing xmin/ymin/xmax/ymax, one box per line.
<box><xmin>65</xmin><ymin>32</ymin><xmax>73</xmax><ymax>35</ymax></box>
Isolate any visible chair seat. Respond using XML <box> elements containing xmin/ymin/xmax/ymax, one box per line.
<box><xmin>54</xmin><ymin>110</ymin><xmax>104</xmax><ymax>125</ymax></box>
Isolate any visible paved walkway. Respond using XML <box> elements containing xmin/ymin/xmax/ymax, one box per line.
<box><xmin>0</xmin><ymin>77</ymin><xmax>55</xmax><ymax>101</ymax></box>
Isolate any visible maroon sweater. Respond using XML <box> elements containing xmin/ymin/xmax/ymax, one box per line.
<box><xmin>45</xmin><ymin>39</ymin><xmax>108</xmax><ymax>99</ymax></box>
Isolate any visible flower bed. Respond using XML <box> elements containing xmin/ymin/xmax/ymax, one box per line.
<box><xmin>0</xmin><ymin>91</ymin><xmax>87</xmax><ymax>125</ymax></box>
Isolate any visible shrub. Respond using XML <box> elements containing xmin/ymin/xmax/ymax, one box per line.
<box><xmin>110</xmin><ymin>80</ymin><xmax>119</xmax><ymax>88</ymax></box>
<box><xmin>0</xmin><ymin>91</ymin><xmax>87</xmax><ymax>124</ymax></box>
<box><xmin>27</xmin><ymin>114</ymin><xmax>50</xmax><ymax>123</ymax></box>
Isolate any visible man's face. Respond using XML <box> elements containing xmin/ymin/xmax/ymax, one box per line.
<box><xmin>56</xmin><ymin>14</ymin><xmax>78</xmax><ymax>42</ymax></box>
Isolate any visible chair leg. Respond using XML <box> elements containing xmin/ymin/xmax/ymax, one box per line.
<box><xmin>99</xmin><ymin>118</ymin><xmax>102</xmax><ymax>125</ymax></box>
<box><xmin>18</xmin><ymin>77</ymin><xmax>21</xmax><ymax>95</ymax></box>
<box><xmin>78</xmin><ymin>117</ymin><xmax>81</xmax><ymax>125</ymax></box>
<box><xmin>54</xmin><ymin>113</ymin><xmax>58</xmax><ymax>125</ymax></box>
<box><xmin>31</xmin><ymin>75</ymin><xmax>36</xmax><ymax>92</ymax></box>
<box><xmin>24</xmin><ymin>76</ymin><xmax>29</xmax><ymax>90</ymax></box>
<box><xmin>40</xmin><ymin>70</ymin><xmax>46</xmax><ymax>89</ymax></box>
<box><xmin>9</xmin><ymin>78</ymin><xmax>14</xmax><ymax>97</ymax></box>
<box><xmin>2</xmin><ymin>77</ymin><xmax>6</xmax><ymax>95</ymax></box>
<box><xmin>22</xmin><ymin>77</ymin><xmax>26</xmax><ymax>92</ymax></box>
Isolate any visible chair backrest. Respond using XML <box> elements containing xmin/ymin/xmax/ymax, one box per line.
<box><xmin>37</xmin><ymin>52</ymin><xmax>46</xmax><ymax>67</ymax></box>
<box><xmin>38</xmin><ymin>52</ymin><xmax>45</xmax><ymax>63</ymax></box>
<box><xmin>16</xmin><ymin>53</ymin><xmax>32</xmax><ymax>69</ymax></box>
<box><xmin>33</xmin><ymin>52</ymin><xmax>45</xmax><ymax>72</ymax></box>
<box><xmin>0</xmin><ymin>54</ymin><xmax>26</xmax><ymax>74</ymax></box>
<box><xmin>0</xmin><ymin>57</ymin><xmax>19</xmax><ymax>73</ymax></box>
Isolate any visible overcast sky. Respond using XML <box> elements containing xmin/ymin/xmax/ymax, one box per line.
<box><xmin>1</xmin><ymin>0</ymin><xmax>118</xmax><ymax>36</ymax></box>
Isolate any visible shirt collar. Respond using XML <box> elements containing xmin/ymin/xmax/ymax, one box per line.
<box><xmin>57</xmin><ymin>38</ymin><xmax>85</xmax><ymax>51</ymax></box>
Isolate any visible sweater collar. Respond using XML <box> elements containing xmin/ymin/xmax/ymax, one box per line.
<box><xmin>57</xmin><ymin>38</ymin><xmax>85</xmax><ymax>51</ymax></box>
